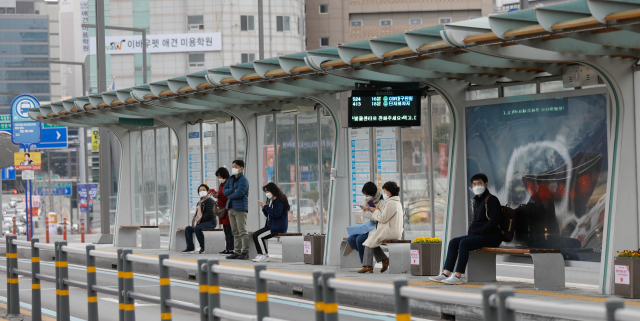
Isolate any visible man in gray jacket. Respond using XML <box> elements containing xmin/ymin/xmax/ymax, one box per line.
<box><xmin>223</xmin><ymin>160</ymin><xmax>250</xmax><ymax>260</ymax></box>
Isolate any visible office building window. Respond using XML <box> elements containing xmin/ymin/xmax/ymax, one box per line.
<box><xmin>188</xmin><ymin>54</ymin><xmax>205</xmax><ymax>68</ymax></box>
<box><xmin>188</xmin><ymin>15</ymin><xmax>204</xmax><ymax>30</ymax></box>
<box><xmin>298</xmin><ymin>17</ymin><xmax>303</xmax><ymax>35</ymax></box>
<box><xmin>241</xmin><ymin>15</ymin><xmax>254</xmax><ymax>31</ymax></box>
<box><xmin>320</xmin><ymin>37</ymin><xmax>329</xmax><ymax>47</ymax></box>
<box><xmin>241</xmin><ymin>53</ymin><xmax>255</xmax><ymax>63</ymax></box>
<box><xmin>276</xmin><ymin>16</ymin><xmax>290</xmax><ymax>32</ymax></box>
<box><xmin>350</xmin><ymin>20</ymin><xmax>362</xmax><ymax>26</ymax></box>
<box><xmin>380</xmin><ymin>19</ymin><xmax>392</xmax><ymax>26</ymax></box>
<box><xmin>319</xmin><ymin>4</ymin><xmax>329</xmax><ymax>14</ymax></box>
<box><xmin>409</xmin><ymin>18</ymin><xmax>422</xmax><ymax>25</ymax></box>
<box><xmin>439</xmin><ymin>17</ymin><xmax>452</xmax><ymax>24</ymax></box>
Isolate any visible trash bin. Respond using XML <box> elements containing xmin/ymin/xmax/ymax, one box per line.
<box><xmin>410</xmin><ymin>237</ymin><xmax>442</xmax><ymax>276</ymax></box>
<box><xmin>614</xmin><ymin>255</ymin><xmax>640</xmax><ymax>299</ymax></box>
<box><xmin>304</xmin><ymin>234</ymin><xmax>325</xmax><ymax>265</ymax></box>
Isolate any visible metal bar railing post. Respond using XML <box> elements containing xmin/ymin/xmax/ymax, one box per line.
<box><xmin>254</xmin><ymin>264</ymin><xmax>270</xmax><ymax>321</ymax></box>
<box><xmin>497</xmin><ymin>286</ymin><xmax>515</xmax><ymax>321</ymax></box>
<box><xmin>322</xmin><ymin>272</ymin><xmax>338</xmax><ymax>321</ymax></box>
<box><xmin>31</xmin><ymin>238</ymin><xmax>42</xmax><ymax>321</ymax></box>
<box><xmin>606</xmin><ymin>298</ymin><xmax>624</xmax><ymax>321</ymax></box>
<box><xmin>86</xmin><ymin>245</ymin><xmax>99</xmax><ymax>321</ymax></box>
<box><xmin>58</xmin><ymin>241</ymin><xmax>70</xmax><ymax>321</ymax></box>
<box><xmin>7</xmin><ymin>235</ymin><xmax>19</xmax><ymax>315</ymax></box>
<box><xmin>55</xmin><ymin>241</ymin><xmax>60</xmax><ymax>321</ymax></box>
<box><xmin>312</xmin><ymin>271</ymin><xmax>324</xmax><ymax>321</ymax></box>
<box><xmin>393</xmin><ymin>278</ymin><xmax>410</xmax><ymax>321</ymax></box>
<box><xmin>117</xmin><ymin>249</ymin><xmax>125</xmax><ymax>321</ymax></box>
<box><xmin>159</xmin><ymin>254</ymin><xmax>172</xmax><ymax>321</ymax></box>
<box><xmin>207</xmin><ymin>260</ymin><xmax>220</xmax><ymax>321</ymax></box>
<box><xmin>197</xmin><ymin>259</ymin><xmax>207</xmax><ymax>321</ymax></box>
<box><xmin>482</xmin><ymin>285</ymin><xmax>498</xmax><ymax>321</ymax></box>
<box><xmin>122</xmin><ymin>249</ymin><xmax>135</xmax><ymax>321</ymax></box>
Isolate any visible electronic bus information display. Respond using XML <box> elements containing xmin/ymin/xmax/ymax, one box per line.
<box><xmin>348</xmin><ymin>89</ymin><xmax>422</xmax><ymax>127</ymax></box>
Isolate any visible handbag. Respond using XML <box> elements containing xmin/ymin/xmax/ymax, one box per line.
<box><xmin>213</xmin><ymin>202</ymin><xmax>227</xmax><ymax>220</ymax></box>
<box><xmin>346</xmin><ymin>221</ymin><xmax>376</xmax><ymax>236</ymax></box>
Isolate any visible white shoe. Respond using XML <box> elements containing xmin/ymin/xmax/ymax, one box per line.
<box><xmin>429</xmin><ymin>273</ymin><xmax>449</xmax><ymax>283</ymax></box>
<box><xmin>442</xmin><ymin>274</ymin><xmax>463</xmax><ymax>285</ymax></box>
<box><xmin>252</xmin><ymin>254</ymin><xmax>264</xmax><ymax>262</ymax></box>
<box><xmin>259</xmin><ymin>254</ymin><xmax>270</xmax><ymax>262</ymax></box>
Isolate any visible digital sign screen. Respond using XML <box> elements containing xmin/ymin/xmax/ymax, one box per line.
<box><xmin>348</xmin><ymin>89</ymin><xmax>422</xmax><ymax>127</ymax></box>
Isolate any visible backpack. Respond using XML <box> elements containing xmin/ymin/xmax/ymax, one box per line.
<box><xmin>484</xmin><ymin>195</ymin><xmax>516</xmax><ymax>242</ymax></box>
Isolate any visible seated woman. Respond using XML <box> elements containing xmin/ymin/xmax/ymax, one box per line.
<box><xmin>212</xmin><ymin>167</ymin><xmax>233</xmax><ymax>254</ymax></box>
<box><xmin>358</xmin><ymin>181</ymin><xmax>404</xmax><ymax>273</ymax></box>
<box><xmin>252</xmin><ymin>182</ymin><xmax>290</xmax><ymax>262</ymax></box>
<box><xmin>182</xmin><ymin>184</ymin><xmax>217</xmax><ymax>254</ymax></box>
<box><xmin>347</xmin><ymin>182</ymin><xmax>385</xmax><ymax>263</ymax></box>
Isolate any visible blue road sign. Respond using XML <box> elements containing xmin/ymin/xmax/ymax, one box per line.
<box><xmin>34</xmin><ymin>125</ymin><xmax>68</xmax><ymax>149</ymax></box>
<box><xmin>1</xmin><ymin>165</ymin><xmax>15</xmax><ymax>180</ymax></box>
<box><xmin>10</xmin><ymin>95</ymin><xmax>41</xmax><ymax>145</ymax></box>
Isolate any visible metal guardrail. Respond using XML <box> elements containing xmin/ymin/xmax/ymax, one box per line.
<box><xmin>3</xmin><ymin>234</ymin><xmax>640</xmax><ymax>321</ymax></box>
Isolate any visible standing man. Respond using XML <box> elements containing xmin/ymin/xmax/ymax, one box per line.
<box><xmin>224</xmin><ymin>160</ymin><xmax>250</xmax><ymax>260</ymax></box>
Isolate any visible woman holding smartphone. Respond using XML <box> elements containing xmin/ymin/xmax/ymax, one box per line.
<box><xmin>211</xmin><ymin>167</ymin><xmax>233</xmax><ymax>254</ymax></box>
<box><xmin>252</xmin><ymin>182</ymin><xmax>290</xmax><ymax>262</ymax></box>
<box><xmin>347</xmin><ymin>182</ymin><xmax>385</xmax><ymax>263</ymax></box>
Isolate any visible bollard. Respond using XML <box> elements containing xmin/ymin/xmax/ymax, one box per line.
<box><xmin>393</xmin><ymin>278</ymin><xmax>411</xmax><ymax>321</ymax></box>
<box><xmin>117</xmin><ymin>249</ymin><xmax>125</xmax><ymax>321</ymax></box>
<box><xmin>322</xmin><ymin>272</ymin><xmax>339</xmax><ymax>321</ymax></box>
<box><xmin>31</xmin><ymin>238</ymin><xmax>42</xmax><ymax>321</ymax></box>
<box><xmin>58</xmin><ymin>241</ymin><xmax>70</xmax><ymax>321</ymax></box>
<box><xmin>159</xmin><ymin>254</ymin><xmax>172</xmax><ymax>321</ymax></box>
<box><xmin>122</xmin><ymin>249</ymin><xmax>136</xmax><ymax>321</ymax></box>
<box><xmin>7</xmin><ymin>235</ymin><xmax>20</xmax><ymax>315</ymax></box>
<box><xmin>86</xmin><ymin>245</ymin><xmax>98</xmax><ymax>321</ymax></box>
<box><xmin>55</xmin><ymin>241</ymin><xmax>61</xmax><ymax>321</ymax></box>
<box><xmin>45</xmin><ymin>216</ymin><xmax>50</xmax><ymax>244</ymax></box>
<box><xmin>497</xmin><ymin>286</ymin><xmax>515</xmax><ymax>321</ymax></box>
<box><xmin>81</xmin><ymin>218</ymin><xmax>85</xmax><ymax>243</ymax></box>
<box><xmin>197</xmin><ymin>259</ymin><xmax>207</xmax><ymax>321</ymax></box>
<box><xmin>254</xmin><ymin>265</ymin><xmax>270</xmax><ymax>321</ymax></box>
<box><xmin>63</xmin><ymin>217</ymin><xmax>67</xmax><ymax>241</ymax></box>
<box><xmin>605</xmin><ymin>298</ymin><xmax>624</xmax><ymax>321</ymax></box>
<box><xmin>482</xmin><ymin>285</ymin><xmax>498</xmax><ymax>321</ymax></box>
<box><xmin>312</xmin><ymin>271</ymin><xmax>324</xmax><ymax>321</ymax></box>
<box><xmin>146</xmin><ymin>215</ymin><xmax>150</xmax><ymax>225</ymax></box>
<box><xmin>12</xmin><ymin>215</ymin><xmax>16</xmax><ymax>235</ymax></box>
<box><xmin>207</xmin><ymin>260</ymin><xmax>220</xmax><ymax>321</ymax></box>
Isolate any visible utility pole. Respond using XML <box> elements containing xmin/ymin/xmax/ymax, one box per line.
<box><xmin>519</xmin><ymin>0</ymin><xmax>529</xmax><ymax>9</ymax></box>
<box><xmin>258</xmin><ymin>0</ymin><xmax>264</xmax><ymax>60</ymax></box>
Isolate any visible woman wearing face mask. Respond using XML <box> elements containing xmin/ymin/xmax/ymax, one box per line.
<box><xmin>358</xmin><ymin>181</ymin><xmax>404</xmax><ymax>273</ymax></box>
<box><xmin>429</xmin><ymin>173</ymin><xmax>502</xmax><ymax>285</ymax></box>
<box><xmin>182</xmin><ymin>184</ymin><xmax>217</xmax><ymax>254</ymax></box>
<box><xmin>347</xmin><ymin>182</ymin><xmax>385</xmax><ymax>263</ymax></box>
<box><xmin>211</xmin><ymin>167</ymin><xmax>233</xmax><ymax>254</ymax></box>
<box><xmin>252</xmin><ymin>182</ymin><xmax>290</xmax><ymax>262</ymax></box>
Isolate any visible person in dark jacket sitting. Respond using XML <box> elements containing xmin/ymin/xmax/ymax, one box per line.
<box><xmin>430</xmin><ymin>173</ymin><xmax>503</xmax><ymax>285</ymax></box>
<box><xmin>182</xmin><ymin>184</ymin><xmax>217</xmax><ymax>254</ymax></box>
<box><xmin>252</xmin><ymin>182</ymin><xmax>290</xmax><ymax>263</ymax></box>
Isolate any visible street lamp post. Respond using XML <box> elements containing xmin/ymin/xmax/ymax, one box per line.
<box><xmin>27</xmin><ymin>59</ymin><xmax>87</xmax><ymax>96</ymax></box>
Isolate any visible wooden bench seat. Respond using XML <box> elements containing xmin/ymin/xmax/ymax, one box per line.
<box><xmin>120</xmin><ymin>225</ymin><xmax>158</xmax><ymax>228</ymax></box>
<box><xmin>177</xmin><ymin>228</ymin><xmax>222</xmax><ymax>232</ymax></box>
<box><xmin>340</xmin><ymin>238</ymin><xmax>411</xmax><ymax>273</ymax></box>
<box><xmin>468</xmin><ymin>247</ymin><xmax>565</xmax><ymax>290</ymax></box>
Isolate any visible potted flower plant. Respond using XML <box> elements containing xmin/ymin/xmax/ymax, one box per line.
<box><xmin>410</xmin><ymin>236</ymin><xmax>442</xmax><ymax>276</ymax></box>
<box><xmin>304</xmin><ymin>233</ymin><xmax>325</xmax><ymax>265</ymax></box>
<box><xmin>614</xmin><ymin>249</ymin><xmax>640</xmax><ymax>298</ymax></box>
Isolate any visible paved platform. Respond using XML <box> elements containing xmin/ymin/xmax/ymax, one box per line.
<box><xmin>6</xmin><ymin>235</ymin><xmax>639</xmax><ymax>320</ymax></box>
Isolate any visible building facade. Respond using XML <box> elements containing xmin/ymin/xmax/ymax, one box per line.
<box><xmin>305</xmin><ymin>0</ymin><xmax>494</xmax><ymax>50</ymax></box>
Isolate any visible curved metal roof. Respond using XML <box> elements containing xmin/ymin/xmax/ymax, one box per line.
<box><xmin>32</xmin><ymin>0</ymin><xmax>640</xmax><ymax>127</ymax></box>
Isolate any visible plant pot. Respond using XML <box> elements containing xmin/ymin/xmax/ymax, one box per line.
<box><xmin>304</xmin><ymin>235</ymin><xmax>325</xmax><ymax>265</ymax></box>
<box><xmin>614</xmin><ymin>257</ymin><xmax>640</xmax><ymax>299</ymax></box>
<box><xmin>410</xmin><ymin>243</ymin><xmax>442</xmax><ymax>276</ymax></box>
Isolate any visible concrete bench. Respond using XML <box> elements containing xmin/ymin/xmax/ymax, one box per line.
<box><xmin>341</xmin><ymin>238</ymin><xmax>412</xmax><ymax>274</ymax></box>
<box><xmin>117</xmin><ymin>226</ymin><xmax>159</xmax><ymax>249</ymax></box>
<box><xmin>175</xmin><ymin>228</ymin><xmax>224</xmax><ymax>254</ymax></box>
<box><xmin>468</xmin><ymin>247</ymin><xmax>565</xmax><ymax>290</ymax></box>
<box><xmin>248</xmin><ymin>232</ymin><xmax>304</xmax><ymax>263</ymax></box>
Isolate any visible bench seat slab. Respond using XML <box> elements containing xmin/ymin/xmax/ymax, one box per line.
<box><xmin>174</xmin><ymin>230</ymin><xmax>226</xmax><ymax>254</ymax></box>
<box><xmin>117</xmin><ymin>228</ymin><xmax>138</xmax><ymax>248</ymax></box>
<box><xmin>340</xmin><ymin>241</ymin><xmax>362</xmax><ymax>268</ymax></box>
<box><xmin>467</xmin><ymin>251</ymin><xmax>497</xmax><ymax>282</ymax></box>
<box><xmin>531</xmin><ymin>253</ymin><xmax>565</xmax><ymax>290</ymax></box>
<box><xmin>385</xmin><ymin>243</ymin><xmax>411</xmax><ymax>274</ymax></box>
<box><xmin>140</xmin><ymin>228</ymin><xmax>160</xmax><ymax>249</ymax></box>
<box><xmin>281</xmin><ymin>235</ymin><xmax>304</xmax><ymax>263</ymax></box>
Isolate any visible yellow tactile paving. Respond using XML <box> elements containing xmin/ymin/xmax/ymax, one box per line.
<box><xmin>0</xmin><ymin>302</ymin><xmax>56</xmax><ymax>321</ymax></box>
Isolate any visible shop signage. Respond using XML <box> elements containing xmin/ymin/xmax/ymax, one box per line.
<box><xmin>90</xmin><ymin>32</ymin><xmax>222</xmax><ymax>55</ymax></box>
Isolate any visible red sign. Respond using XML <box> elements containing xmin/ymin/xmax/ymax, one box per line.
<box><xmin>290</xmin><ymin>165</ymin><xmax>296</xmax><ymax>196</ymax></box>
<box><xmin>262</xmin><ymin>145</ymin><xmax>277</xmax><ymax>186</ymax></box>
<box><xmin>439</xmin><ymin>144</ymin><xmax>448</xmax><ymax>178</ymax></box>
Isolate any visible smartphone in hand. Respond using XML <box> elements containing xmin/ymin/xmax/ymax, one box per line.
<box><xmin>367</xmin><ymin>200</ymin><xmax>376</xmax><ymax>208</ymax></box>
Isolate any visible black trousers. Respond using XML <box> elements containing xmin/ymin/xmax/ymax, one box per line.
<box><xmin>222</xmin><ymin>224</ymin><xmax>234</xmax><ymax>251</ymax></box>
<box><xmin>252</xmin><ymin>225</ymin><xmax>275</xmax><ymax>255</ymax></box>
<box><xmin>443</xmin><ymin>235</ymin><xmax>502</xmax><ymax>274</ymax></box>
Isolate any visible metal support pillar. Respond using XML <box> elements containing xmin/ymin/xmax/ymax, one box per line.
<box><xmin>207</xmin><ymin>260</ymin><xmax>221</xmax><ymax>321</ymax></box>
<box><xmin>59</xmin><ymin>241</ymin><xmax>70</xmax><ymax>321</ymax></box>
<box><xmin>122</xmin><ymin>249</ymin><xmax>135</xmax><ymax>321</ymax></box>
<box><xmin>322</xmin><ymin>272</ymin><xmax>338</xmax><ymax>321</ymax></box>
<box><xmin>117</xmin><ymin>249</ymin><xmax>124</xmax><ymax>321</ymax></box>
<box><xmin>258</xmin><ymin>0</ymin><xmax>264</xmax><ymax>60</ymax></box>
<box><xmin>427</xmin><ymin>96</ymin><xmax>436</xmax><ymax>237</ymax></box>
<box><xmin>7</xmin><ymin>235</ymin><xmax>19</xmax><ymax>315</ymax></box>
<box><xmin>393</xmin><ymin>279</ymin><xmax>410</xmax><ymax>321</ymax></box>
<box><xmin>294</xmin><ymin>115</ymin><xmax>301</xmax><ymax>232</ymax></box>
<box><xmin>159</xmin><ymin>254</ymin><xmax>172</xmax><ymax>321</ymax></box>
<box><xmin>55</xmin><ymin>241</ymin><xmax>60</xmax><ymax>321</ymax></box>
<box><xmin>606</xmin><ymin>298</ymin><xmax>624</xmax><ymax>321</ymax></box>
<box><xmin>86</xmin><ymin>245</ymin><xmax>99</xmax><ymax>321</ymax></box>
<box><xmin>254</xmin><ymin>265</ymin><xmax>269</xmax><ymax>321</ymax></box>
<box><xmin>312</xmin><ymin>271</ymin><xmax>324</xmax><ymax>321</ymax></box>
<box><xmin>31</xmin><ymin>238</ymin><xmax>42</xmax><ymax>321</ymax></box>
<box><xmin>317</xmin><ymin>108</ymin><xmax>324</xmax><ymax>234</ymax></box>
<box><xmin>198</xmin><ymin>258</ymin><xmax>207</xmax><ymax>321</ymax></box>
<box><xmin>497</xmin><ymin>286</ymin><xmax>515</xmax><ymax>321</ymax></box>
<box><xmin>482</xmin><ymin>285</ymin><xmax>498</xmax><ymax>321</ymax></box>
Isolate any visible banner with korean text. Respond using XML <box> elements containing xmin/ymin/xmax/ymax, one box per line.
<box><xmin>90</xmin><ymin>32</ymin><xmax>222</xmax><ymax>55</ymax></box>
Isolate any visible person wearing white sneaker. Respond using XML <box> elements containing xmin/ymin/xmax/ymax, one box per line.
<box><xmin>442</xmin><ymin>274</ymin><xmax>463</xmax><ymax>285</ymax></box>
<box><xmin>253</xmin><ymin>183</ymin><xmax>290</xmax><ymax>262</ymax></box>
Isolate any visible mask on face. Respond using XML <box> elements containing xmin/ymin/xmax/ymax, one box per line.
<box><xmin>231</xmin><ymin>168</ymin><xmax>239</xmax><ymax>176</ymax></box>
<box><xmin>219</xmin><ymin>178</ymin><xmax>226</xmax><ymax>183</ymax></box>
<box><xmin>199</xmin><ymin>190</ymin><xmax>208</xmax><ymax>197</ymax></box>
<box><xmin>383</xmin><ymin>193</ymin><xmax>390</xmax><ymax>200</ymax></box>
<box><xmin>266</xmin><ymin>193</ymin><xmax>272</xmax><ymax>199</ymax></box>
<box><xmin>364</xmin><ymin>196</ymin><xmax>372</xmax><ymax>200</ymax></box>
<box><xmin>473</xmin><ymin>185</ymin><xmax>486</xmax><ymax>195</ymax></box>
